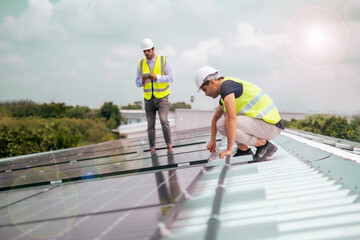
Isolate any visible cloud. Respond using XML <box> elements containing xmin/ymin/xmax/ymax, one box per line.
<box><xmin>180</xmin><ymin>38</ymin><xmax>224</xmax><ymax>71</ymax></box>
<box><xmin>29</xmin><ymin>0</ymin><xmax>52</xmax><ymax>15</ymax></box>
<box><xmin>159</xmin><ymin>45</ymin><xmax>177</xmax><ymax>59</ymax></box>
<box><xmin>53</xmin><ymin>0</ymin><xmax>100</xmax><ymax>36</ymax></box>
<box><xmin>0</xmin><ymin>0</ymin><xmax>359</xmax><ymax>114</ymax></box>
<box><xmin>0</xmin><ymin>40</ymin><xmax>12</xmax><ymax>51</ymax></box>
<box><xmin>104</xmin><ymin>58</ymin><xmax>122</xmax><ymax>71</ymax></box>
<box><xmin>0</xmin><ymin>54</ymin><xmax>25</xmax><ymax>65</ymax></box>
<box><xmin>0</xmin><ymin>0</ymin><xmax>65</xmax><ymax>42</ymax></box>
<box><xmin>77</xmin><ymin>61</ymin><xmax>88</xmax><ymax>68</ymax></box>
<box><xmin>113</xmin><ymin>45</ymin><xmax>139</xmax><ymax>60</ymax></box>
<box><xmin>344</xmin><ymin>0</ymin><xmax>360</xmax><ymax>28</ymax></box>
<box><xmin>52</xmin><ymin>0</ymin><xmax>171</xmax><ymax>38</ymax></box>
<box><xmin>228</xmin><ymin>23</ymin><xmax>286</xmax><ymax>50</ymax></box>
<box><xmin>106</xmin><ymin>72</ymin><xmax>115</xmax><ymax>81</ymax></box>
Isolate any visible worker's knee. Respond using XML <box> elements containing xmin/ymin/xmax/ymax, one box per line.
<box><xmin>159</xmin><ymin>115</ymin><xmax>169</xmax><ymax>125</ymax></box>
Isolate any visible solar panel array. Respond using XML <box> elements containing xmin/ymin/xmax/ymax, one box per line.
<box><xmin>0</xmin><ymin>128</ymin><xmax>214</xmax><ymax>191</ymax></box>
<box><xmin>0</xmin><ymin>127</ymin><xmax>215</xmax><ymax>240</ymax></box>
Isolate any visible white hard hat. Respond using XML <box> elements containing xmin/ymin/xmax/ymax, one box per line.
<box><xmin>140</xmin><ymin>38</ymin><xmax>154</xmax><ymax>50</ymax></box>
<box><xmin>194</xmin><ymin>66</ymin><xmax>219</xmax><ymax>89</ymax></box>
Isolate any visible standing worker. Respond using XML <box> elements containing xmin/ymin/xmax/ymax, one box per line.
<box><xmin>195</xmin><ymin>66</ymin><xmax>285</xmax><ymax>161</ymax></box>
<box><xmin>136</xmin><ymin>38</ymin><xmax>173</xmax><ymax>152</ymax></box>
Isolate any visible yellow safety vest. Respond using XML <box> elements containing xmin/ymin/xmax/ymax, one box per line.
<box><xmin>220</xmin><ymin>77</ymin><xmax>281</xmax><ymax>124</ymax></box>
<box><xmin>138</xmin><ymin>56</ymin><xmax>170</xmax><ymax>100</ymax></box>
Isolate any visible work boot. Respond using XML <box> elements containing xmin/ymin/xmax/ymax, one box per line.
<box><xmin>254</xmin><ymin>141</ymin><xmax>277</xmax><ymax>161</ymax></box>
<box><xmin>233</xmin><ymin>148</ymin><xmax>254</xmax><ymax>157</ymax></box>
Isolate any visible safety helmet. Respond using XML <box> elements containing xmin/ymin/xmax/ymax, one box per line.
<box><xmin>194</xmin><ymin>66</ymin><xmax>219</xmax><ymax>89</ymax></box>
<box><xmin>140</xmin><ymin>38</ymin><xmax>154</xmax><ymax>50</ymax></box>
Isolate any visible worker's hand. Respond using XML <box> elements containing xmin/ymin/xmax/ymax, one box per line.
<box><xmin>141</xmin><ymin>76</ymin><xmax>148</xmax><ymax>84</ymax></box>
<box><xmin>149</xmin><ymin>73</ymin><xmax>157</xmax><ymax>81</ymax></box>
<box><xmin>207</xmin><ymin>140</ymin><xmax>216</xmax><ymax>153</ymax></box>
<box><xmin>219</xmin><ymin>149</ymin><xmax>232</xmax><ymax>159</ymax></box>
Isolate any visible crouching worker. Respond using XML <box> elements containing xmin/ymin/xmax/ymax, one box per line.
<box><xmin>194</xmin><ymin>66</ymin><xmax>285</xmax><ymax>161</ymax></box>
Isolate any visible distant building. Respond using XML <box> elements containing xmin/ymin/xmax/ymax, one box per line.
<box><xmin>279</xmin><ymin>112</ymin><xmax>307</xmax><ymax>121</ymax></box>
<box><xmin>120</xmin><ymin>109</ymin><xmax>147</xmax><ymax>124</ymax></box>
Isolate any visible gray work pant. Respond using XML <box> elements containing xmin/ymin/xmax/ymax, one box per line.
<box><xmin>216</xmin><ymin>115</ymin><xmax>281</xmax><ymax>146</ymax></box>
<box><xmin>144</xmin><ymin>96</ymin><xmax>172</xmax><ymax>148</ymax></box>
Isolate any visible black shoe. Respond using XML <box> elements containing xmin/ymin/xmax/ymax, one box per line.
<box><xmin>233</xmin><ymin>148</ymin><xmax>254</xmax><ymax>157</ymax></box>
<box><xmin>254</xmin><ymin>141</ymin><xmax>278</xmax><ymax>161</ymax></box>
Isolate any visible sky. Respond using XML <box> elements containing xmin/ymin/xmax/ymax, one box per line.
<box><xmin>0</xmin><ymin>0</ymin><xmax>359</xmax><ymax>114</ymax></box>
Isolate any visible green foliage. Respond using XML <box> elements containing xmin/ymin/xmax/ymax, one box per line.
<box><xmin>348</xmin><ymin>115</ymin><xmax>360</xmax><ymax>142</ymax></box>
<box><xmin>100</xmin><ymin>102</ymin><xmax>122</xmax><ymax>129</ymax></box>
<box><xmin>0</xmin><ymin>100</ymin><xmax>67</xmax><ymax>118</ymax></box>
<box><xmin>0</xmin><ymin>124</ymin><xmax>43</xmax><ymax>157</ymax></box>
<box><xmin>169</xmin><ymin>102</ymin><xmax>192</xmax><ymax>112</ymax></box>
<box><xmin>66</xmin><ymin>105</ymin><xmax>91</xmax><ymax>119</ymax></box>
<box><xmin>284</xmin><ymin>114</ymin><xmax>360</xmax><ymax>143</ymax></box>
<box><xmin>0</xmin><ymin>100</ymin><xmax>108</xmax><ymax>120</ymax></box>
<box><xmin>52</xmin><ymin>122</ymin><xmax>83</xmax><ymax>149</ymax></box>
<box><xmin>0</xmin><ymin>100</ymin><xmax>123</xmax><ymax>158</ymax></box>
<box><xmin>0</xmin><ymin>109</ymin><xmax>4</xmax><ymax>120</ymax></box>
<box><xmin>0</xmin><ymin>117</ymin><xmax>116</xmax><ymax>158</ymax></box>
<box><xmin>85</xmin><ymin>109</ymin><xmax>100</xmax><ymax>119</ymax></box>
<box><xmin>122</xmin><ymin>101</ymin><xmax>142</xmax><ymax>110</ymax></box>
<box><xmin>41</xmin><ymin>102</ymin><xmax>67</xmax><ymax>118</ymax></box>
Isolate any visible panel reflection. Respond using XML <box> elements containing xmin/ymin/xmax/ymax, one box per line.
<box><xmin>151</xmin><ymin>150</ymin><xmax>181</xmax><ymax>216</ymax></box>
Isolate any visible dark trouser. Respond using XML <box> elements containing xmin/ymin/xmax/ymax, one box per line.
<box><xmin>144</xmin><ymin>95</ymin><xmax>172</xmax><ymax>148</ymax></box>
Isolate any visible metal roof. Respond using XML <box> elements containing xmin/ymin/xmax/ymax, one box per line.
<box><xmin>155</xmin><ymin>132</ymin><xmax>360</xmax><ymax>240</ymax></box>
<box><xmin>0</xmin><ymin>123</ymin><xmax>360</xmax><ymax>240</ymax></box>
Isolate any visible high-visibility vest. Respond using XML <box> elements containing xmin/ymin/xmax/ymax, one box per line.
<box><xmin>220</xmin><ymin>77</ymin><xmax>281</xmax><ymax>124</ymax></box>
<box><xmin>138</xmin><ymin>56</ymin><xmax>170</xmax><ymax>100</ymax></box>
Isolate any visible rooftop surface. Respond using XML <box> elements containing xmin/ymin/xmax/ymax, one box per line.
<box><xmin>0</xmin><ymin>126</ymin><xmax>359</xmax><ymax>240</ymax></box>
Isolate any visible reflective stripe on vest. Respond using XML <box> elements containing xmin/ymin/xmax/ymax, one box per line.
<box><xmin>220</xmin><ymin>77</ymin><xmax>281</xmax><ymax>124</ymax></box>
<box><xmin>138</xmin><ymin>56</ymin><xmax>170</xmax><ymax>100</ymax></box>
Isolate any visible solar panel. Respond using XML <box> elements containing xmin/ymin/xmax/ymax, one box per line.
<box><xmin>0</xmin><ymin>163</ymin><xmax>204</xmax><ymax>239</ymax></box>
<box><xmin>0</xmin><ymin>127</ymin><xmax>212</xmax><ymax>239</ymax></box>
<box><xmin>0</xmin><ymin>130</ymin><xmax>216</xmax><ymax>191</ymax></box>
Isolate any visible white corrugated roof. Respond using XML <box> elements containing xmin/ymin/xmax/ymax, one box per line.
<box><xmin>157</xmin><ymin>131</ymin><xmax>360</xmax><ymax>240</ymax></box>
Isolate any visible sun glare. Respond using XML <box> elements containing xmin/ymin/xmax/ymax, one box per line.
<box><xmin>306</xmin><ymin>28</ymin><xmax>328</xmax><ymax>50</ymax></box>
<box><xmin>286</xmin><ymin>6</ymin><xmax>348</xmax><ymax>69</ymax></box>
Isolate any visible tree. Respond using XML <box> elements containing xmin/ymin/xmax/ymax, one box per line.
<box><xmin>0</xmin><ymin>124</ymin><xmax>43</xmax><ymax>157</ymax></box>
<box><xmin>348</xmin><ymin>115</ymin><xmax>360</xmax><ymax>142</ymax></box>
<box><xmin>0</xmin><ymin>101</ymin><xmax>120</xmax><ymax>158</ymax></box>
<box><xmin>40</xmin><ymin>102</ymin><xmax>67</xmax><ymax>118</ymax></box>
<box><xmin>169</xmin><ymin>102</ymin><xmax>191</xmax><ymax>112</ymax></box>
<box><xmin>54</xmin><ymin>127</ymin><xmax>82</xmax><ymax>149</ymax></box>
<box><xmin>100</xmin><ymin>102</ymin><xmax>122</xmax><ymax>129</ymax></box>
<box><xmin>66</xmin><ymin>105</ymin><xmax>91</xmax><ymax>119</ymax></box>
<box><xmin>0</xmin><ymin>100</ymin><xmax>39</xmax><ymax>117</ymax></box>
<box><xmin>0</xmin><ymin>100</ymin><xmax>69</xmax><ymax>118</ymax></box>
<box><xmin>284</xmin><ymin>114</ymin><xmax>360</xmax><ymax>143</ymax></box>
<box><xmin>122</xmin><ymin>101</ymin><xmax>142</xmax><ymax>110</ymax></box>
<box><xmin>321</xmin><ymin>116</ymin><xmax>350</xmax><ymax>139</ymax></box>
